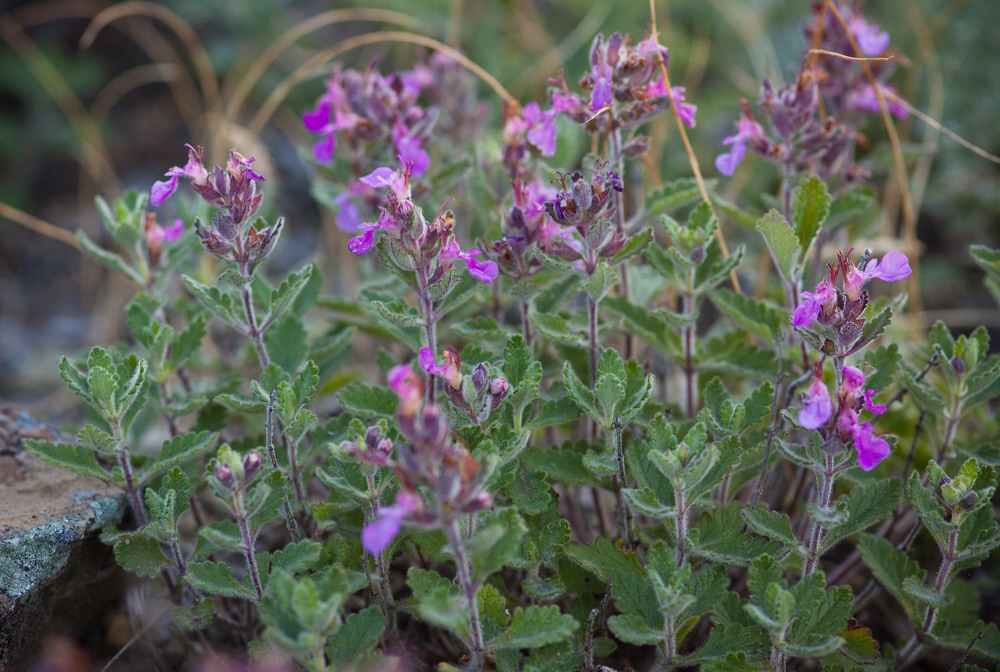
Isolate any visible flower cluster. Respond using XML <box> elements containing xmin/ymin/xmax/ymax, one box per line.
<box><xmin>347</xmin><ymin>160</ymin><xmax>498</xmax><ymax>284</ymax></box>
<box><xmin>716</xmin><ymin>4</ymin><xmax>905</xmax><ymax>179</ymax></box>
<box><xmin>799</xmin><ymin>362</ymin><xmax>890</xmax><ymax>470</ymax></box>
<box><xmin>150</xmin><ymin>145</ymin><xmax>282</xmax><ymax>271</ymax></box>
<box><xmin>144</xmin><ymin>213</ymin><xmax>184</xmax><ymax>266</ymax></box>
<box><xmin>548</xmin><ymin>32</ymin><xmax>695</xmax><ymax>134</ymax></box>
<box><xmin>806</xmin><ymin>4</ymin><xmax>907</xmax><ymax>119</ymax></box>
<box><xmin>302</xmin><ymin>63</ymin><xmax>434</xmax><ymax>174</ymax></box>
<box><xmin>212</xmin><ymin>445</ymin><xmax>263</xmax><ymax>492</ymax></box>
<box><xmin>419</xmin><ymin>347</ymin><xmax>509</xmax><ymax>424</ymax></box>
<box><xmin>792</xmin><ymin>249</ymin><xmax>911</xmax><ymax>341</ymax></box>
<box><xmin>358</xmin><ymin>365</ymin><xmax>494</xmax><ymax>554</ymax></box>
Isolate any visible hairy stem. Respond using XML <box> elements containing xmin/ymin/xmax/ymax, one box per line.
<box><xmin>923</xmin><ymin>529</ymin><xmax>957</xmax><ymax>635</ymax></box>
<box><xmin>234</xmin><ymin>489</ymin><xmax>263</xmax><ymax>602</ymax></box>
<box><xmin>674</xmin><ymin>486</ymin><xmax>688</xmax><ymax>567</ymax></box>
<box><xmin>445</xmin><ymin>519</ymin><xmax>484</xmax><ymax>669</ymax></box>
<box><xmin>415</xmin><ymin>263</ymin><xmax>437</xmax><ymax>405</ymax></box>
<box><xmin>612</xmin><ymin>420</ymin><xmax>633</xmax><ymax>547</ymax></box>
<box><xmin>265</xmin><ymin>390</ymin><xmax>303</xmax><ymax>541</ymax></box>
<box><xmin>804</xmin><ymin>454</ymin><xmax>835</xmax><ymax>575</ymax></box>
<box><xmin>520</xmin><ymin>300</ymin><xmax>532</xmax><ymax>346</ymax></box>
<box><xmin>240</xmin><ymin>281</ymin><xmax>270</xmax><ymax>370</ymax></box>
<box><xmin>365</xmin><ymin>473</ymin><xmax>399</xmax><ymax>640</ymax></box>
<box><xmin>681</xmin><ymin>293</ymin><xmax>696</xmax><ymax>419</ymax></box>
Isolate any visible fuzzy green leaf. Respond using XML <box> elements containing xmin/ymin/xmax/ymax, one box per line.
<box><xmin>756</xmin><ymin>209</ymin><xmax>802</xmax><ymax>283</ymax></box>
<box><xmin>491</xmin><ymin>605</ymin><xmax>578</xmax><ymax>650</ymax></box>
<box><xmin>23</xmin><ymin>440</ymin><xmax>109</xmax><ymax>482</ymax></box>
<box><xmin>792</xmin><ymin>175</ymin><xmax>830</xmax><ymax>256</ymax></box>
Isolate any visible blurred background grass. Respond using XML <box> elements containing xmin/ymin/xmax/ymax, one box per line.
<box><xmin>0</xmin><ymin>0</ymin><xmax>997</xmax><ymax>416</ymax></box>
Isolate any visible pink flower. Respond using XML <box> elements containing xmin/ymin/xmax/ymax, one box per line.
<box><xmin>388</xmin><ymin>364</ymin><xmax>423</xmax><ymax>417</ymax></box>
<box><xmin>150</xmin><ymin>144</ymin><xmax>209</xmax><ymax>207</ymax></box>
<box><xmin>361</xmin><ymin>491</ymin><xmax>421</xmax><ymax>554</ymax></box>
<box><xmin>799</xmin><ymin>377</ymin><xmax>833</xmax><ymax>429</ymax></box>
<box><xmin>359</xmin><ymin>166</ymin><xmax>396</xmax><ymax>189</ymax></box>
<box><xmin>392</xmin><ymin>123</ymin><xmax>429</xmax><ymax>176</ymax></box>
<box><xmin>851</xmin><ymin>422</ymin><xmax>891</xmax><ymax>471</ymax></box>
<box><xmin>439</xmin><ymin>239</ymin><xmax>499</xmax><ymax>283</ymax></box>
<box><xmin>646</xmin><ymin>80</ymin><xmax>697</xmax><ymax>128</ymax></box>
<box><xmin>791</xmin><ymin>278</ymin><xmax>836</xmax><ymax>328</ymax></box>
<box><xmin>333</xmin><ymin>192</ymin><xmax>361</xmax><ymax>233</ymax></box>
<box><xmin>419</xmin><ymin>347</ymin><xmax>463</xmax><ymax>389</ymax></box>
<box><xmin>844</xmin><ymin>251</ymin><xmax>911</xmax><ymax>300</ymax></box>
<box><xmin>848</xmin><ymin>14</ymin><xmax>890</xmax><ymax>56</ymax></box>
<box><xmin>523</xmin><ymin>102</ymin><xmax>558</xmax><ymax>157</ymax></box>
<box><xmin>715</xmin><ymin>115</ymin><xmax>763</xmax><ymax>176</ymax></box>
<box><xmin>862</xmin><ymin>389</ymin><xmax>887</xmax><ymax>415</ymax></box>
<box><xmin>849</xmin><ymin>84</ymin><xmax>908</xmax><ymax>118</ymax></box>
<box><xmin>841</xmin><ymin>365</ymin><xmax>866</xmax><ymax>394</ymax></box>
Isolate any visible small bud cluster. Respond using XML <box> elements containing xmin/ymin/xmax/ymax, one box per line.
<box><xmin>360</xmin><ymin>365</ymin><xmax>495</xmax><ymax>554</ymax></box>
<box><xmin>212</xmin><ymin>445</ymin><xmax>264</xmax><ymax>491</ymax></box>
<box><xmin>419</xmin><ymin>347</ymin><xmax>509</xmax><ymax>424</ymax></box>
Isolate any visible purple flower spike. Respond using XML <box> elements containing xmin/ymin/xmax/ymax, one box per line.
<box><xmin>852</xmin><ymin>423</ymin><xmax>891</xmax><ymax>471</ymax></box>
<box><xmin>791</xmin><ymin>293</ymin><xmax>822</xmax><ymax>328</ymax></box>
<box><xmin>591</xmin><ymin>75</ymin><xmax>612</xmax><ymax>112</ymax></box>
<box><xmin>150</xmin><ymin>144</ymin><xmax>209</xmax><ymax>207</ymax></box>
<box><xmin>862</xmin><ymin>390</ymin><xmax>887</xmax><ymax>415</ymax></box>
<box><xmin>799</xmin><ymin>378</ymin><xmax>833</xmax><ymax>429</ymax></box>
<box><xmin>419</xmin><ymin>347</ymin><xmax>442</xmax><ymax>376</ymax></box>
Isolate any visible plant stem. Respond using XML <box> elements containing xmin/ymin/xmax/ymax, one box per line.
<box><xmin>265</xmin><ymin>390</ymin><xmax>303</xmax><ymax>541</ymax></box>
<box><xmin>365</xmin><ymin>474</ymin><xmax>399</xmax><ymax>641</ymax></box>
<box><xmin>520</xmin><ymin>300</ymin><xmax>532</xmax><ymax>345</ymax></box>
<box><xmin>588</xmin><ymin>296</ymin><xmax>599</xmax><ymax>384</ymax></box>
<box><xmin>804</xmin><ymin>454</ymin><xmax>835</xmax><ymax>575</ymax></box>
<box><xmin>240</xmin><ymin>281</ymin><xmax>270</xmax><ymax>370</ymax></box>
<box><xmin>922</xmin><ymin>529</ymin><xmax>957</xmax><ymax>635</ymax></box>
<box><xmin>445</xmin><ymin>519</ymin><xmax>484</xmax><ymax>669</ymax></box>
<box><xmin>612</xmin><ymin>420</ymin><xmax>633</xmax><ymax>547</ymax></box>
<box><xmin>674</xmin><ymin>486</ymin><xmax>688</xmax><ymax>567</ymax></box>
<box><xmin>234</xmin><ymin>488</ymin><xmax>263</xmax><ymax>602</ymax></box>
<box><xmin>118</xmin><ymin>447</ymin><xmax>147</xmax><ymax>526</ymax></box>
<box><xmin>610</xmin><ymin>126</ymin><xmax>634</xmax><ymax>360</ymax></box>
<box><xmin>681</xmin><ymin>293</ymin><xmax>696</xmax><ymax>419</ymax></box>
<box><xmin>415</xmin><ymin>263</ymin><xmax>437</xmax><ymax>405</ymax></box>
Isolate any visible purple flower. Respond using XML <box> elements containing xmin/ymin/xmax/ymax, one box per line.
<box><xmin>647</xmin><ymin>79</ymin><xmax>697</xmax><ymax>128</ymax></box>
<box><xmin>150</xmin><ymin>144</ymin><xmax>209</xmax><ymax>207</ymax></box>
<box><xmin>841</xmin><ymin>365</ymin><xmax>866</xmax><ymax>394</ymax></box>
<box><xmin>523</xmin><ymin>102</ymin><xmax>558</xmax><ymax>157</ymax></box>
<box><xmin>361</xmin><ymin>491</ymin><xmax>421</xmax><ymax>555</ymax></box>
<box><xmin>849</xmin><ymin>84</ymin><xmax>908</xmax><ymax>118</ymax></box>
<box><xmin>419</xmin><ymin>347</ymin><xmax>463</xmax><ymax>389</ymax></box>
<box><xmin>360</xmin><ymin>166</ymin><xmax>396</xmax><ymax>189</ymax></box>
<box><xmin>440</xmin><ymin>239</ymin><xmax>499</xmax><ymax>283</ymax></box>
<box><xmin>715</xmin><ymin>115</ymin><xmax>763</xmax><ymax>177</ymax></box>
<box><xmin>302</xmin><ymin>99</ymin><xmax>330</xmax><ymax>132</ymax></box>
<box><xmin>844</xmin><ymin>251</ymin><xmax>911</xmax><ymax>300</ymax></box>
<box><xmin>848</xmin><ymin>13</ymin><xmax>890</xmax><ymax>56</ymax></box>
<box><xmin>862</xmin><ymin>389</ymin><xmax>886</xmax><ymax>415</ymax></box>
<box><xmin>333</xmin><ymin>192</ymin><xmax>361</xmax><ymax>232</ymax></box>
<box><xmin>791</xmin><ymin>278</ymin><xmax>836</xmax><ymax>328</ymax></box>
<box><xmin>851</xmin><ymin>422</ymin><xmax>891</xmax><ymax>471</ymax></box>
<box><xmin>799</xmin><ymin>377</ymin><xmax>833</xmax><ymax>429</ymax></box>
<box><xmin>228</xmin><ymin>152</ymin><xmax>265</xmax><ymax>182</ymax></box>
<box><xmin>393</xmin><ymin>123</ymin><xmax>429</xmax><ymax>176</ymax></box>
<box><xmin>347</xmin><ymin>208</ymin><xmax>394</xmax><ymax>256</ymax></box>
<box><xmin>388</xmin><ymin>364</ymin><xmax>423</xmax><ymax>416</ymax></box>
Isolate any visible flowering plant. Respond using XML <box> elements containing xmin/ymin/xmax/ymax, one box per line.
<box><xmin>28</xmin><ymin>6</ymin><xmax>1000</xmax><ymax>672</ymax></box>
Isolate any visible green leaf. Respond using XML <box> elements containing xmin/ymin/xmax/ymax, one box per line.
<box><xmin>756</xmin><ymin>209</ymin><xmax>802</xmax><ymax>283</ymax></box>
<box><xmin>530</xmin><ymin>312</ymin><xmax>583</xmax><ymax>345</ymax></box>
<box><xmin>792</xmin><ymin>175</ymin><xmax>830</xmax><ymax>256</ymax></box>
<box><xmin>77</xmin><ymin>230</ymin><xmax>145</xmax><ymax>285</ymax></box>
<box><xmin>182</xmin><ymin>275</ymin><xmax>242</xmax><ymax>327</ymax></box>
<box><xmin>610</xmin><ymin>227</ymin><xmax>654</xmax><ymax>265</ymax></box>
<box><xmin>113</xmin><ymin>533</ymin><xmax>170</xmax><ymax>578</ymax></box>
<box><xmin>146</xmin><ymin>467</ymin><xmax>190</xmax><ymax>527</ymax></box>
<box><xmin>602</xmin><ymin>295</ymin><xmax>688</xmax><ymax>355</ymax></box>
<box><xmin>265</xmin><ymin>540</ymin><xmax>322</xmax><ymax>576</ymax></box>
<box><xmin>187</xmin><ymin>561</ymin><xmax>257</xmax><ymax>601</ymax></box>
<box><xmin>902</xmin><ymin>576</ymin><xmax>953</xmax><ymax>608</ymax></box>
<box><xmin>523</xmin><ymin>442</ymin><xmax>602</xmax><ymax>487</ymax></box>
<box><xmin>848</xmin><ymin>305</ymin><xmax>892</xmax><ymax>354</ymax></box>
<box><xmin>491</xmin><ymin>605</ymin><xmax>578</xmax><ymax>650</ymax></box>
<box><xmin>23</xmin><ymin>440</ymin><xmax>109</xmax><ymax>482</ymax></box>
<box><xmin>338</xmin><ymin>383</ymin><xmax>397</xmax><ymax>418</ymax></box>
<box><xmin>645</xmin><ymin>177</ymin><xmax>715</xmax><ymax>214</ymax></box>
<box><xmin>855</xmin><ymin>534</ymin><xmax>925</xmax><ymax>627</ymax></box>
<box><xmin>267</xmin><ymin>264</ymin><xmax>315</xmax><ymax>326</ymax></box>
<box><xmin>326</xmin><ymin>606</ymin><xmax>385</xmax><ymax>667</ymax></box>
<box><xmin>263</xmin><ymin>316</ymin><xmax>308</xmax><ymax>374</ymax></box>
<box><xmin>584</xmin><ymin>263</ymin><xmax>619</xmax><ymax>302</ymax></box>
<box><xmin>708</xmin><ymin>289</ymin><xmax>784</xmax><ymax>342</ymax></box>
<box><xmin>688</xmin><ymin>502</ymin><xmax>781</xmax><ymax>565</ymax></box>
<box><xmin>144</xmin><ymin>431</ymin><xmax>218</xmax><ymax>484</ymax></box>
<box><xmin>465</xmin><ymin>509</ymin><xmax>527</xmax><ymax>581</ymax></box>
<box><xmin>821</xmin><ymin>478</ymin><xmax>901</xmax><ymax>553</ymax></box>
<box><xmin>565</xmin><ymin>538</ymin><xmax>659</xmax><ymax>627</ymax></box>
<box><xmin>742</xmin><ymin>507</ymin><xmax>803</xmax><ymax>553</ymax></box>
<box><xmin>607</xmin><ymin>613</ymin><xmax>664</xmax><ymax>645</ymax></box>
<box><xmin>681</xmin><ymin>624</ymin><xmax>768</xmax><ymax>665</ymax></box>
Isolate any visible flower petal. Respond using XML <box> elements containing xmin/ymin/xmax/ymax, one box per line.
<box><xmin>347</xmin><ymin>227</ymin><xmax>375</xmax><ymax>255</ymax></box>
<box><xmin>360</xmin><ymin>167</ymin><xmax>396</xmax><ymax>189</ymax></box>
<box><xmin>790</xmin><ymin>294</ymin><xmax>822</xmax><ymax>328</ymax></box>
<box><xmin>302</xmin><ymin>100</ymin><xmax>331</xmax><ymax>132</ymax></box>
<box><xmin>714</xmin><ymin>138</ymin><xmax>746</xmax><ymax>177</ymax></box>
<box><xmin>867</xmin><ymin>251</ymin><xmax>911</xmax><ymax>283</ymax></box>
<box><xmin>852</xmin><ymin>424</ymin><xmax>892</xmax><ymax>471</ymax></box>
<box><xmin>150</xmin><ymin>174</ymin><xmax>179</xmax><ymax>207</ymax></box>
<box><xmin>862</xmin><ymin>390</ymin><xmax>887</xmax><ymax>415</ymax></box>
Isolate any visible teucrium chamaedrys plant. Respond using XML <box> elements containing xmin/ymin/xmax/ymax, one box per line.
<box><xmin>24</xmin><ymin>5</ymin><xmax>1000</xmax><ymax>671</ymax></box>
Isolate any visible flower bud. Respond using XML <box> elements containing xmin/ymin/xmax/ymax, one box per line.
<box><xmin>488</xmin><ymin>376</ymin><xmax>510</xmax><ymax>406</ymax></box>
<box><xmin>471</xmin><ymin>363</ymin><xmax>489</xmax><ymax>393</ymax></box>
<box><xmin>243</xmin><ymin>451</ymin><xmax>262</xmax><ymax>480</ymax></box>
<box><xmin>215</xmin><ymin>462</ymin><xmax>235</xmax><ymax>488</ymax></box>
<box><xmin>950</xmin><ymin>355</ymin><xmax>965</xmax><ymax>376</ymax></box>
<box><xmin>365</xmin><ymin>425</ymin><xmax>383</xmax><ymax>450</ymax></box>
<box><xmin>960</xmin><ymin>491</ymin><xmax>977</xmax><ymax>509</ymax></box>
<box><xmin>377</xmin><ymin>438</ymin><xmax>393</xmax><ymax>455</ymax></box>
<box><xmin>938</xmin><ymin>474</ymin><xmax>952</xmax><ymax>487</ymax></box>
<box><xmin>689</xmin><ymin>246</ymin><xmax>706</xmax><ymax>264</ymax></box>
<box><xmin>213</xmin><ymin>211</ymin><xmax>239</xmax><ymax>240</ymax></box>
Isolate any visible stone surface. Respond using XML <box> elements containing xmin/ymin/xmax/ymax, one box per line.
<box><xmin>0</xmin><ymin>406</ymin><xmax>125</xmax><ymax>669</ymax></box>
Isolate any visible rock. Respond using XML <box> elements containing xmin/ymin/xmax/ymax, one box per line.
<box><xmin>0</xmin><ymin>406</ymin><xmax>125</xmax><ymax>669</ymax></box>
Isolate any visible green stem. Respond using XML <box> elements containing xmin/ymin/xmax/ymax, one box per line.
<box><xmin>445</xmin><ymin>519</ymin><xmax>484</xmax><ymax>669</ymax></box>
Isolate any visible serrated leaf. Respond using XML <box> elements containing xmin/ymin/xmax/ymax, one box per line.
<box><xmin>682</xmin><ymin>624</ymin><xmax>769</xmax><ymax>665</ymax></box>
<box><xmin>531</xmin><ymin>312</ymin><xmax>583</xmax><ymax>345</ymax></box>
<box><xmin>263</xmin><ymin>316</ymin><xmax>308</xmax><ymax>374</ymax></box>
<box><xmin>708</xmin><ymin>289</ymin><xmax>784</xmax><ymax>342</ymax></box>
<box><xmin>756</xmin><ymin>209</ymin><xmax>802</xmax><ymax>283</ymax></box>
<box><xmin>77</xmin><ymin>230</ymin><xmax>145</xmax><ymax>285</ymax></box>
<box><xmin>113</xmin><ymin>533</ymin><xmax>170</xmax><ymax>578</ymax></box>
<box><xmin>607</xmin><ymin>613</ymin><xmax>664</xmax><ymax>645</ymax></box>
<box><xmin>491</xmin><ymin>605</ymin><xmax>578</xmax><ymax>650</ymax></box>
<box><xmin>465</xmin><ymin>509</ymin><xmax>527</xmax><ymax>581</ymax></box>
<box><xmin>565</xmin><ymin>538</ymin><xmax>659</xmax><ymax>627</ymax></box>
<box><xmin>821</xmin><ymin>478</ymin><xmax>901</xmax><ymax>553</ymax></box>
<box><xmin>610</xmin><ymin>227</ymin><xmax>654</xmax><ymax>265</ymax></box>
<box><xmin>645</xmin><ymin>177</ymin><xmax>715</xmax><ymax>214</ymax></box>
<box><xmin>144</xmin><ymin>430</ymin><xmax>218</xmax><ymax>484</ymax></box>
<box><xmin>182</xmin><ymin>275</ymin><xmax>242</xmax><ymax>327</ymax></box>
<box><xmin>23</xmin><ymin>440</ymin><xmax>109</xmax><ymax>482</ymax></box>
<box><xmin>742</xmin><ymin>507</ymin><xmax>803</xmax><ymax>552</ymax></box>
<box><xmin>689</xmin><ymin>503</ymin><xmax>781</xmax><ymax>565</ymax></box>
<box><xmin>792</xmin><ymin>175</ymin><xmax>830</xmax><ymax>256</ymax></box>
<box><xmin>326</xmin><ymin>606</ymin><xmax>384</xmax><ymax>667</ymax></box>
<box><xmin>848</xmin><ymin>305</ymin><xmax>892</xmax><ymax>354</ymax></box>
<box><xmin>267</xmin><ymin>264</ymin><xmax>315</xmax><ymax>326</ymax></box>
<box><xmin>187</xmin><ymin>561</ymin><xmax>257</xmax><ymax>600</ymax></box>
<box><xmin>338</xmin><ymin>383</ymin><xmax>397</xmax><ymax>418</ymax></box>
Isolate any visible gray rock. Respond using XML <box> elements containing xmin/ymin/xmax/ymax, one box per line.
<box><xmin>0</xmin><ymin>406</ymin><xmax>125</xmax><ymax>669</ymax></box>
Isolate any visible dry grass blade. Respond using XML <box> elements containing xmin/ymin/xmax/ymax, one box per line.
<box><xmin>222</xmin><ymin>9</ymin><xmax>431</xmax><ymax>133</ymax></box>
<box><xmin>823</xmin><ymin>0</ymin><xmax>922</xmax><ymax>318</ymax></box>
<box><xmin>806</xmin><ymin>48</ymin><xmax>894</xmax><ymax>63</ymax></box>
<box><xmin>649</xmin><ymin>0</ymin><xmax>741</xmax><ymax>294</ymax></box>
<box><xmin>883</xmin><ymin>90</ymin><xmax>999</xmax><ymax>165</ymax></box>
<box><xmin>249</xmin><ymin>30</ymin><xmax>517</xmax><ymax>139</ymax></box>
<box><xmin>0</xmin><ymin>201</ymin><xmax>81</xmax><ymax>249</ymax></box>
<box><xmin>92</xmin><ymin>63</ymin><xmax>182</xmax><ymax>129</ymax></box>
<box><xmin>0</xmin><ymin>14</ymin><xmax>118</xmax><ymax>194</ymax></box>
<box><xmin>81</xmin><ymin>1</ymin><xmax>220</xmax><ymax>137</ymax></box>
